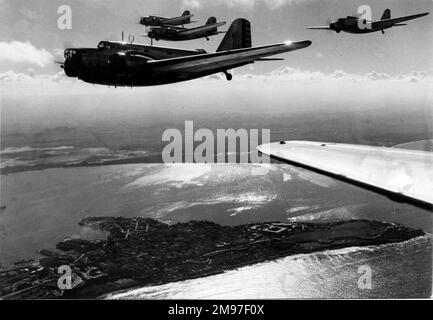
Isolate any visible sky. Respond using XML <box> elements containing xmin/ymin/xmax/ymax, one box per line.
<box><xmin>0</xmin><ymin>0</ymin><xmax>432</xmax><ymax>77</ymax></box>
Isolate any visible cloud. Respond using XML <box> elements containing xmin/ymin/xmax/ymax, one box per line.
<box><xmin>1</xmin><ymin>67</ymin><xmax>431</xmax><ymax>86</ymax></box>
<box><xmin>238</xmin><ymin>66</ymin><xmax>433</xmax><ymax>83</ymax></box>
<box><xmin>0</xmin><ymin>41</ymin><xmax>53</xmax><ymax>68</ymax></box>
<box><xmin>0</xmin><ymin>70</ymin><xmax>73</xmax><ymax>84</ymax></box>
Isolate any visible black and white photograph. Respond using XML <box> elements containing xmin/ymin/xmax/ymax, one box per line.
<box><xmin>0</xmin><ymin>0</ymin><xmax>432</xmax><ymax>307</ymax></box>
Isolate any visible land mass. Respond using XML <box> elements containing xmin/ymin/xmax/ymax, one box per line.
<box><xmin>0</xmin><ymin>217</ymin><xmax>424</xmax><ymax>299</ymax></box>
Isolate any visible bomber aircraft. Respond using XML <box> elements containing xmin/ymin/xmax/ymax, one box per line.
<box><xmin>140</xmin><ymin>10</ymin><xmax>194</xmax><ymax>27</ymax></box>
<box><xmin>60</xmin><ymin>19</ymin><xmax>312</xmax><ymax>87</ymax></box>
<box><xmin>145</xmin><ymin>17</ymin><xmax>226</xmax><ymax>43</ymax></box>
<box><xmin>307</xmin><ymin>9</ymin><xmax>429</xmax><ymax>34</ymax></box>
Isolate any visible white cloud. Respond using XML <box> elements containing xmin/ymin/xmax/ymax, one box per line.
<box><xmin>0</xmin><ymin>70</ymin><xmax>72</xmax><ymax>84</ymax></box>
<box><xmin>0</xmin><ymin>41</ymin><xmax>53</xmax><ymax>68</ymax></box>
<box><xmin>1</xmin><ymin>68</ymin><xmax>431</xmax><ymax>86</ymax></box>
<box><xmin>240</xmin><ymin>66</ymin><xmax>433</xmax><ymax>83</ymax></box>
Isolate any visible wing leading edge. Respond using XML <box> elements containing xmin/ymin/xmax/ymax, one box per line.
<box><xmin>306</xmin><ymin>26</ymin><xmax>332</xmax><ymax>30</ymax></box>
<box><xmin>163</xmin><ymin>14</ymin><xmax>194</xmax><ymax>25</ymax></box>
<box><xmin>178</xmin><ymin>22</ymin><xmax>227</xmax><ymax>36</ymax></box>
<box><xmin>147</xmin><ymin>40</ymin><xmax>312</xmax><ymax>73</ymax></box>
<box><xmin>258</xmin><ymin>141</ymin><xmax>433</xmax><ymax>208</ymax></box>
<box><xmin>372</xmin><ymin>12</ymin><xmax>429</xmax><ymax>29</ymax></box>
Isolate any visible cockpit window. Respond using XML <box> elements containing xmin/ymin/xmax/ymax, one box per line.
<box><xmin>64</xmin><ymin>49</ymin><xmax>76</xmax><ymax>59</ymax></box>
<box><xmin>97</xmin><ymin>42</ymin><xmax>113</xmax><ymax>50</ymax></box>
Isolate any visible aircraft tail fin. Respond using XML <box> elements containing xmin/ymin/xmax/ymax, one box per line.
<box><xmin>206</xmin><ymin>17</ymin><xmax>217</xmax><ymax>25</ymax></box>
<box><xmin>217</xmin><ymin>18</ymin><xmax>251</xmax><ymax>52</ymax></box>
<box><xmin>182</xmin><ymin>10</ymin><xmax>191</xmax><ymax>23</ymax></box>
<box><xmin>381</xmin><ymin>8</ymin><xmax>391</xmax><ymax>20</ymax></box>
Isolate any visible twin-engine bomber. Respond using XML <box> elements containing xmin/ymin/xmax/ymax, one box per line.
<box><xmin>139</xmin><ymin>10</ymin><xmax>194</xmax><ymax>27</ymax></box>
<box><xmin>307</xmin><ymin>9</ymin><xmax>429</xmax><ymax>34</ymax></box>
<box><xmin>61</xmin><ymin>19</ymin><xmax>311</xmax><ymax>87</ymax></box>
<box><xmin>145</xmin><ymin>17</ymin><xmax>226</xmax><ymax>42</ymax></box>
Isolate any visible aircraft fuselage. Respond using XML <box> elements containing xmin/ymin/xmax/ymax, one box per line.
<box><xmin>140</xmin><ymin>16</ymin><xmax>191</xmax><ymax>27</ymax></box>
<box><xmin>330</xmin><ymin>17</ymin><xmax>392</xmax><ymax>34</ymax></box>
<box><xmin>148</xmin><ymin>28</ymin><xmax>219</xmax><ymax>41</ymax></box>
<box><xmin>63</xmin><ymin>41</ymin><xmax>244</xmax><ymax>86</ymax></box>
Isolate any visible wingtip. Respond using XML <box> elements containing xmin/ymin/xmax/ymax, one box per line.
<box><xmin>294</xmin><ymin>40</ymin><xmax>312</xmax><ymax>47</ymax></box>
<box><xmin>283</xmin><ymin>40</ymin><xmax>312</xmax><ymax>47</ymax></box>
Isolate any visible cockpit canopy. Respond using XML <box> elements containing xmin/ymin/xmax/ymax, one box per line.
<box><xmin>97</xmin><ymin>41</ymin><xmax>125</xmax><ymax>50</ymax></box>
<box><xmin>64</xmin><ymin>49</ymin><xmax>77</xmax><ymax>59</ymax></box>
<box><xmin>98</xmin><ymin>41</ymin><xmax>137</xmax><ymax>50</ymax></box>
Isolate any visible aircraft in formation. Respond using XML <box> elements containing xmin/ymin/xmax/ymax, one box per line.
<box><xmin>59</xmin><ymin>7</ymin><xmax>432</xmax><ymax>211</ymax></box>
<box><xmin>61</xmin><ymin>19</ymin><xmax>311</xmax><ymax>86</ymax></box>
<box><xmin>139</xmin><ymin>10</ymin><xmax>194</xmax><ymax>27</ymax></box>
<box><xmin>307</xmin><ymin>9</ymin><xmax>429</xmax><ymax>34</ymax></box>
<box><xmin>144</xmin><ymin>17</ymin><xmax>226</xmax><ymax>44</ymax></box>
<box><xmin>60</xmin><ymin>7</ymin><xmax>430</xmax><ymax>87</ymax></box>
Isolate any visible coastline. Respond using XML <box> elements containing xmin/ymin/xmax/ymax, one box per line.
<box><xmin>0</xmin><ymin>217</ymin><xmax>425</xmax><ymax>299</ymax></box>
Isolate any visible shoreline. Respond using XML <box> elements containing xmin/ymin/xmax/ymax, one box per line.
<box><xmin>0</xmin><ymin>217</ymin><xmax>425</xmax><ymax>299</ymax></box>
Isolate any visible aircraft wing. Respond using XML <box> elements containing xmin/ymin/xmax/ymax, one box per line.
<box><xmin>178</xmin><ymin>22</ymin><xmax>227</xmax><ymax>36</ymax></box>
<box><xmin>153</xmin><ymin>26</ymin><xmax>185</xmax><ymax>31</ymax></box>
<box><xmin>257</xmin><ymin>141</ymin><xmax>433</xmax><ymax>207</ymax></box>
<box><xmin>164</xmin><ymin>26</ymin><xmax>185</xmax><ymax>30</ymax></box>
<box><xmin>306</xmin><ymin>26</ymin><xmax>332</xmax><ymax>30</ymax></box>
<box><xmin>163</xmin><ymin>14</ymin><xmax>194</xmax><ymax>25</ymax></box>
<box><xmin>372</xmin><ymin>12</ymin><xmax>429</xmax><ymax>29</ymax></box>
<box><xmin>147</xmin><ymin>40</ymin><xmax>311</xmax><ymax>74</ymax></box>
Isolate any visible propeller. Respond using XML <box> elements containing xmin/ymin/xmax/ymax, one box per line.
<box><xmin>54</xmin><ymin>60</ymin><xmax>65</xmax><ymax>68</ymax></box>
<box><xmin>326</xmin><ymin>18</ymin><xmax>342</xmax><ymax>32</ymax></box>
<box><xmin>53</xmin><ymin>40</ymin><xmax>74</xmax><ymax>69</ymax></box>
<box><xmin>140</xmin><ymin>27</ymin><xmax>155</xmax><ymax>45</ymax></box>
